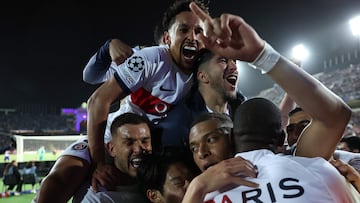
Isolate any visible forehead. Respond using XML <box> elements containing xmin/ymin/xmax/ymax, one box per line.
<box><xmin>289</xmin><ymin>111</ymin><xmax>311</xmax><ymax>123</ymax></box>
<box><xmin>189</xmin><ymin>119</ymin><xmax>223</xmax><ymax>141</ymax></box>
<box><xmin>115</xmin><ymin>123</ymin><xmax>150</xmax><ymax>138</ymax></box>
<box><xmin>170</xmin><ymin>11</ymin><xmax>203</xmax><ymax>30</ymax></box>
<box><xmin>206</xmin><ymin>55</ymin><xmax>227</xmax><ymax>69</ymax></box>
<box><xmin>166</xmin><ymin>162</ymin><xmax>192</xmax><ymax>181</ymax></box>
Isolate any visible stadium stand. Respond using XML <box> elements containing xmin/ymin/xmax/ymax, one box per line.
<box><xmin>257</xmin><ymin>63</ymin><xmax>360</xmax><ymax>136</ymax></box>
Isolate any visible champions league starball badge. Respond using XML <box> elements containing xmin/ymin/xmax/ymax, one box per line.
<box><xmin>127</xmin><ymin>56</ymin><xmax>145</xmax><ymax>72</ymax></box>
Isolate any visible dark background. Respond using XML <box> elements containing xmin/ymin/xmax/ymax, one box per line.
<box><xmin>1</xmin><ymin>0</ymin><xmax>360</xmax><ymax>109</ymax></box>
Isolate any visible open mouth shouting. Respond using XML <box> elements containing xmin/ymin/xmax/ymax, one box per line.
<box><xmin>225</xmin><ymin>74</ymin><xmax>238</xmax><ymax>88</ymax></box>
<box><xmin>130</xmin><ymin>156</ymin><xmax>143</xmax><ymax>168</ymax></box>
<box><xmin>182</xmin><ymin>43</ymin><xmax>198</xmax><ymax>63</ymax></box>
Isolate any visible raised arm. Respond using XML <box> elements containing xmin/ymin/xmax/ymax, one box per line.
<box><xmin>262</xmin><ymin>48</ymin><xmax>351</xmax><ymax>160</ymax></box>
<box><xmin>87</xmin><ymin>75</ymin><xmax>127</xmax><ymax>191</ymax></box>
<box><xmin>278</xmin><ymin>59</ymin><xmax>302</xmax><ymax>130</ymax></box>
<box><xmin>83</xmin><ymin>39</ymin><xmax>134</xmax><ymax>84</ymax></box>
<box><xmin>278</xmin><ymin>92</ymin><xmax>296</xmax><ymax>131</ymax></box>
<box><xmin>189</xmin><ymin>2</ymin><xmax>352</xmax><ymax>160</ymax></box>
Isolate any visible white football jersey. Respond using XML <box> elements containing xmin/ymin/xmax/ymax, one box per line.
<box><xmin>205</xmin><ymin>150</ymin><xmax>360</xmax><ymax>203</ymax></box>
<box><xmin>113</xmin><ymin>44</ymin><xmax>194</xmax><ymax>122</ymax></box>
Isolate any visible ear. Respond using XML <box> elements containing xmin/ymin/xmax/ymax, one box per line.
<box><xmin>105</xmin><ymin>142</ymin><xmax>111</xmax><ymax>150</ymax></box>
<box><xmin>163</xmin><ymin>31</ymin><xmax>171</xmax><ymax>44</ymax></box>
<box><xmin>146</xmin><ymin>189</ymin><xmax>161</xmax><ymax>203</ymax></box>
<box><xmin>160</xmin><ymin>33</ymin><xmax>167</xmax><ymax>45</ymax></box>
<box><xmin>107</xmin><ymin>142</ymin><xmax>116</xmax><ymax>157</ymax></box>
<box><xmin>197</xmin><ymin>70</ymin><xmax>209</xmax><ymax>83</ymax></box>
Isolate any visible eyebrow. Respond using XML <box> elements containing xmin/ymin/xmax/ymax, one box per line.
<box><xmin>169</xmin><ymin>169</ymin><xmax>192</xmax><ymax>182</ymax></box>
<box><xmin>169</xmin><ymin>176</ymin><xmax>183</xmax><ymax>182</ymax></box>
<box><xmin>190</xmin><ymin>127</ymin><xmax>230</xmax><ymax>145</ymax></box>
<box><xmin>121</xmin><ymin>135</ymin><xmax>151</xmax><ymax>141</ymax></box>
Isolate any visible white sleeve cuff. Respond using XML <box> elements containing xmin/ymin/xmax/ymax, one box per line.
<box><xmin>248</xmin><ymin>42</ymin><xmax>281</xmax><ymax>74</ymax></box>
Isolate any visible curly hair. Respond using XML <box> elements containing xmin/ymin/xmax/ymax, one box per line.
<box><xmin>162</xmin><ymin>0</ymin><xmax>209</xmax><ymax>32</ymax></box>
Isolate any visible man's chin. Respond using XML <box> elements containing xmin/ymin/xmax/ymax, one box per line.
<box><xmin>180</xmin><ymin>61</ymin><xmax>193</xmax><ymax>71</ymax></box>
<box><xmin>128</xmin><ymin>169</ymin><xmax>137</xmax><ymax>178</ymax></box>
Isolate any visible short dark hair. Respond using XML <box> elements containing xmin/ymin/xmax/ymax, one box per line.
<box><xmin>136</xmin><ymin>147</ymin><xmax>198</xmax><ymax>194</ymax></box>
<box><xmin>233</xmin><ymin>98</ymin><xmax>285</xmax><ymax>151</ymax></box>
<box><xmin>191</xmin><ymin>112</ymin><xmax>233</xmax><ymax>129</ymax></box>
<box><xmin>340</xmin><ymin>136</ymin><xmax>360</xmax><ymax>151</ymax></box>
<box><xmin>110</xmin><ymin>112</ymin><xmax>152</xmax><ymax>136</ymax></box>
<box><xmin>192</xmin><ymin>48</ymin><xmax>213</xmax><ymax>72</ymax></box>
<box><xmin>162</xmin><ymin>0</ymin><xmax>209</xmax><ymax>32</ymax></box>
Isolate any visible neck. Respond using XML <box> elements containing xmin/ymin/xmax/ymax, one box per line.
<box><xmin>199</xmin><ymin>87</ymin><xmax>228</xmax><ymax>113</ymax></box>
<box><xmin>169</xmin><ymin>50</ymin><xmax>192</xmax><ymax>75</ymax></box>
<box><xmin>115</xmin><ymin>172</ymin><xmax>137</xmax><ymax>186</ymax></box>
<box><xmin>235</xmin><ymin>141</ymin><xmax>277</xmax><ymax>154</ymax></box>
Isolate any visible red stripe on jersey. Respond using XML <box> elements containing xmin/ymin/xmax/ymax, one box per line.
<box><xmin>130</xmin><ymin>88</ymin><xmax>172</xmax><ymax>116</ymax></box>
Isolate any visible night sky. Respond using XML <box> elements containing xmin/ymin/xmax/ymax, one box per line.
<box><xmin>1</xmin><ymin>0</ymin><xmax>360</xmax><ymax>109</ymax></box>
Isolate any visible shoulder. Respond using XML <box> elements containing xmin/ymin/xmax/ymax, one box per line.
<box><xmin>95</xmin><ymin>190</ymin><xmax>148</xmax><ymax>203</ymax></box>
<box><xmin>119</xmin><ymin>45</ymin><xmax>171</xmax><ymax>74</ymax></box>
<box><xmin>60</xmin><ymin>137</ymin><xmax>91</xmax><ymax>163</ymax></box>
<box><xmin>81</xmin><ymin>187</ymin><xmax>103</xmax><ymax>203</ymax></box>
<box><xmin>334</xmin><ymin>149</ymin><xmax>360</xmax><ymax>162</ymax></box>
<box><xmin>132</xmin><ymin>44</ymin><xmax>170</xmax><ymax>59</ymax></box>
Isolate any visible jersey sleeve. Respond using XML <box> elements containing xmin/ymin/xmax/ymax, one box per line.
<box><xmin>60</xmin><ymin>137</ymin><xmax>91</xmax><ymax>164</ymax></box>
<box><xmin>113</xmin><ymin>46</ymin><xmax>160</xmax><ymax>94</ymax></box>
<box><xmin>83</xmin><ymin>40</ymin><xmax>113</xmax><ymax>85</ymax></box>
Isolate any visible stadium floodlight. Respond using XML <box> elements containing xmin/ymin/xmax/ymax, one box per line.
<box><xmin>81</xmin><ymin>102</ymin><xmax>87</xmax><ymax>109</ymax></box>
<box><xmin>291</xmin><ymin>44</ymin><xmax>309</xmax><ymax>62</ymax></box>
<box><xmin>349</xmin><ymin>16</ymin><xmax>360</xmax><ymax>36</ymax></box>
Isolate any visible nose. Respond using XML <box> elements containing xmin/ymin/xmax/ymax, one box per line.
<box><xmin>198</xmin><ymin>142</ymin><xmax>210</xmax><ymax>159</ymax></box>
<box><xmin>133</xmin><ymin>141</ymin><xmax>147</xmax><ymax>154</ymax></box>
<box><xmin>227</xmin><ymin>60</ymin><xmax>238</xmax><ymax>72</ymax></box>
<box><xmin>188</xmin><ymin>29</ymin><xmax>197</xmax><ymax>41</ymax></box>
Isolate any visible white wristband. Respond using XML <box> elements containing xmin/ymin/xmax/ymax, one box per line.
<box><xmin>248</xmin><ymin>42</ymin><xmax>281</xmax><ymax>74</ymax></box>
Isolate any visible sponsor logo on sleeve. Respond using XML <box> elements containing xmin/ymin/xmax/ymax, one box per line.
<box><xmin>71</xmin><ymin>142</ymin><xmax>88</xmax><ymax>151</ymax></box>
